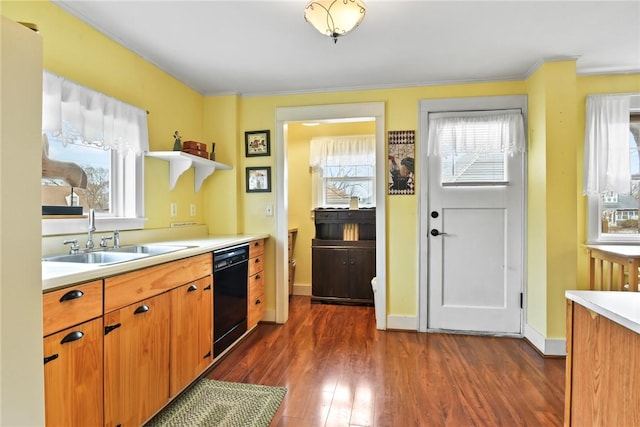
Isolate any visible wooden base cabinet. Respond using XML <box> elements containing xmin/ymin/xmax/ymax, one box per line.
<box><xmin>43</xmin><ymin>317</ymin><xmax>103</xmax><ymax>427</ymax></box>
<box><xmin>43</xmin><ymin>280</ymin><xmax>104</xmax><ymax>427</ymax></box>
<box><xmin>170</xmin><ymin>276</ymin><xmax>213</xmax><ymax>395</ymax></box>
<box><xmin>565</xmin><ymin>299</ymin><xmax>640</xmax><ymax>426</ymax></box>
<box><xmin>104</xmin><ymin>292</ymin><xmax>171</xmax><ymax>427</ymax></box>
<box><xmin>248</xmin><ymin>239</ymin><xmax>265</xmax><ymax>329</ymax></box>
<box><xmin>312</xmin><ymin>242</ymin><xmax>375</xmax><ymax>304</ymax></box>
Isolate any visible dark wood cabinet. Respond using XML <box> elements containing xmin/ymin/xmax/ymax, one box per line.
<box><xmin>312</xmin><ymin>208</ymin><xmax>375</xmax><ymax>305</ymax></box>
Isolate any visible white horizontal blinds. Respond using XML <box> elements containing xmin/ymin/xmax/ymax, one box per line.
<box><xmin>42</xmin><ymin>70</ymin><xmax>149</xmax><ymax>155</ymax></box>
<box><xmin>428</xmin><ymin>109</ymin><xmax>525</xmax><ymax>184</ymax></box>
<box><xmin>583</xmin><ymin>94</ymin><xmax>632</xmax><ymax>196</ymax></box>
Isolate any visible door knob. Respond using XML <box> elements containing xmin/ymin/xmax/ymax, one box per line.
<box><xmin>430</xmin><ymin>229</ymin><xmax>447</xmax><ymax>236</ymax></box>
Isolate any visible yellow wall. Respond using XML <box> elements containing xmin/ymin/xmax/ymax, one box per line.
<box><xmin>2</xmin><ymin>1</ymin><xmax>208</xmax><ymax>229</ymax></box>
<box><xmin>5</xmin><ymin>1</ymin><xmax>640</xmax><ymax>345</ymax></box>
<box><xmin>525</xmin><ymin>63</ymin><xmax>548</xmax><ymax>335</ymax></box>
<box><xmin>286</xmin><ymin>121</ymin><xmax>376</xmax><ymax>289</ymax></box>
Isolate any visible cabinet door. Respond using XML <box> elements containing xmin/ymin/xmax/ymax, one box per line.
<box><xmin>43</xmin><ymin>317</ymin><xmax>103</xmax><ymax>427</ymax></box>
<box><xmin>104</xmin><ymin>292</ymin><xmax>171</xmax><ymax>427</ymax></box>
<box><xmin>170</xmin><ymin>276</ymin><xmax>213</xmax><ymax>396</ymax></box>
<box><xmin>312</xmin><ymin>247</ymin><xmax>349</xmax><ymax>297</ymax></box>
<box><xmin>348</xmin><ymin>248</ymin><xmax>376</xmax><ymax>300</ymax></box>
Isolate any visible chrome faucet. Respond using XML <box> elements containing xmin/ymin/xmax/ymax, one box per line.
<box><xmin>86</xmin><ymin>209</ymin><xmax>96</xmax><ymax>249</ymax></box>
<box><xmin>113</xmin><ymin>230</ymin><xmax>120</xmax><ymax>248</ymax></box>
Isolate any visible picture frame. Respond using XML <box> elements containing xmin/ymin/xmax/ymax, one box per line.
<box><xmin>245</xmin><ymin>130</ymin><xmax>271</xmax><ymax>157</ymax></box>
<box><xmin>246</xmin><ymin>166</ymin><xmax>271</xmax><ymax>193</ymax></box>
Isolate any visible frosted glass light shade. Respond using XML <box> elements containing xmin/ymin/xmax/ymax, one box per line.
<box><xmin>304</xmin><ymin>0</ymin><xmax>366</xmax><ymax>43</ymax></box>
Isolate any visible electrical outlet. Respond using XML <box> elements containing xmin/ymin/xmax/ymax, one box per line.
<box><xmin>190</xmin><ymin>203</ymin><xmax>196</xmax><ymax>217</ymax></box>
<box><xmin>170</xmin><ymin>203</ymin><xmax>177</xmax><ymax>217</ymax></box>
<box><xmin>265</xmin><ymin>204</ymin><xmax>273</xmax><ymax>216</ymax></box>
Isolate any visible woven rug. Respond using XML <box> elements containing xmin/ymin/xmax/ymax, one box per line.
<box><xmin>145</xmin><ymin>379</ymin><xmax>287</xmax><ymax>427</ymax></box>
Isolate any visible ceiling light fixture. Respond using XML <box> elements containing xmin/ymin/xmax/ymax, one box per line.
<box><xmin>304</xmin><ymin>0</ymin><xmax>366</xmax><ymax>44</ymax></box>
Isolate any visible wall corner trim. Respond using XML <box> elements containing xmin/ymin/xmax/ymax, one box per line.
<box><xmin>524</xmin><ymin>323</ymin><xmax>567</xmax><ymax>356</ymax></box>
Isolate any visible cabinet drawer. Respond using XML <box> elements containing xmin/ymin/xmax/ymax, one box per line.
<box><xmin>248</xmin><ymin>293</ymin><xmax>265</xmax><ymax>329</ymax></box>
<box><xmin>104</xmin><ymin>254</ymin><xmax>212</xmax><ymax>313</ymax></box>
<box><xmin>248</xmin><ymin>255</ymin><xmax>264</xmax><ymax>277</ymax></box>
<box><xmin>314</xmin><ymin>211</ymin><xmax>338</xmax><ymax>221</ymax></box>
<box><xmin>249</xmin><ymin>239</ymin><xmax>264</xmax><ymax>258</ymax></box>
<box><xmin>249</xmin><ymin>271</ymin><xmax>265</xmax><ymax>298</ymax></box>
<box><xmin>43</xmin><ymin>280</ymin><xmax>103</xmax><ymax>336</ymax></box>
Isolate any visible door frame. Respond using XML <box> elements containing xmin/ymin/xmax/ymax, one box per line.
<box><xmin>417</xmin><ymin>95</ymin><xmax>528</xmax><ymax>333</ymax></box>
<box><xmin>275</xmin><ymin>102</ymin><xmax>387</xmax><ymax>328</ymax></box>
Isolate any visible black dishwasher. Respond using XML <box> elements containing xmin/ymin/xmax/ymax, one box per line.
<box><xmin>213</xmin><ymin>244</ymin><xmax>249</xmax><ymax>357</ymax></box>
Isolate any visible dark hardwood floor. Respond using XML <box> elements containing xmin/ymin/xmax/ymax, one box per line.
<box><xmin>206</xmin><ymin>296</ymin><xmax>565</xmax><ymax>427</ymax></box>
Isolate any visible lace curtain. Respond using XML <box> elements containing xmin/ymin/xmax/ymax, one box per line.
<box><xmin>42</xmin><ymin>70</ymin><xmax>149</xmax><ymax>155</ymax></box>
<box><xmin>583</xmin><ymin>94</ymin><xmax>632</xmax><ymax>196</ymax></box>
<box><xmin>427</xmin><ymin>109</ymin><xmax>526</xmax><ymax>156</ymax></box>
<box><xmin>309</xmin><ymin>134</ymin><xmax>375</xmax><ymax>170</ymax></box>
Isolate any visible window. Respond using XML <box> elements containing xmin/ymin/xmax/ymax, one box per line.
<box><xmin>427</xmin><ymin>109</ymin><xmax>526</xmax><ymax>185</ymax></box>
<box><xmin>41</xmin><ymin>71</ymin><xmax>147</xmax><ymax>235</ymax></box>
<box><xmin>585</xmin><ymin>94</ymin><xmax>640</xmax><ymax>242</ymax></box>
<box><xmin>310</xmin><ymin>135</ymin><xmax>375</xmax><ymax>207</ymax></box>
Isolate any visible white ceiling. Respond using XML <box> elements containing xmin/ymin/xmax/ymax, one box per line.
<box><xmin>53</xmin><ymin>1</ymin><xmax>640</xmax><ymax>97</ymax></box>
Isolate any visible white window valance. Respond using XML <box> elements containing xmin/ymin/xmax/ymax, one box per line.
<box><xmin>42</xmin><ymin>70</ymin><xmax>149</xmax><ymax>155</ymax></box>
<box><xmin>583</xmin><ymin>94</ymin><xmax>632</xmax><ymax>196</ymax></box>
<box><xmin>427</xmin><ymin>109</ymin><xmax>526</xmax><ymax>156</ymax></box>
<box><xmin>309</xmin><ymin>134</ymin><xmax>375</xmax><ymax>170</ymax></box>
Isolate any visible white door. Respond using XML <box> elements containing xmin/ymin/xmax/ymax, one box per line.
<box><xmin>427</xmin><ymin>119</ymin><xmax>524</xmax><ymax>334</ymax></box>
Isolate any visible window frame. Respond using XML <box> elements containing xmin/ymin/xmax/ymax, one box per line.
<box><xmin>42</xmin><ymin>151</ymin><xmax>145</xmax><ymax>236</ymax></box>
<box><xmin>587</xmin><ymin>100</ymin><xmax>640</xmax><ymax>244</ymax></box>
<box><xmin>320</xmin><ymin>165</ymin><xmax>376</xmax><ymax>207</ymax></box>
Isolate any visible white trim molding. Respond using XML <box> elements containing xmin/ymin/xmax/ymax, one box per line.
<box><xmin>524</xmin><ymin>323</ymin><xmax>567</xmax><ymax>356</ymax></box>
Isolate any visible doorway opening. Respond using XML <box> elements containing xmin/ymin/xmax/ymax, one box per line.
<box><xmin>275</xmin><ymin>103</ymin><xmax>386</xmax><ymax>328</ymax></box>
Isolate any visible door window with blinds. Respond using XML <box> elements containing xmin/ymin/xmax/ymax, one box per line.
<box><xmin>427</xmin><ymin>110</ymin><xmax>526</xmax><ymax>185</ymax></box>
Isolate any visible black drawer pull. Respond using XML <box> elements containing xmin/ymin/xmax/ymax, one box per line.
<box><xmin>254</xmin><ymin>258</ymin><xmax>261</xmax><ymax>263</ymax></box>
<box><xmin>255</xmin><ymin>299</ymin><xmax>262</xmax><ymax>305</ymax></box>
<box><xmin>204</xmin><ymin>284</ymin><xmax>212</xmax><ymax>291</ymax></box>
<box><xmin>44</xmin><ymin>354</ymin><xmax>58</xmax><ymax>365</ymax></box>
<box><xmin>104</xmin><ymin>323</ymin><xmax>122</xmax><ymax>335</ymax></box>
<box><xmin>253</xmin><ymin>241</ymin><xmax>260</xmax><ymax>246</ymax></box>
<box><xmin>59</xmin><ymin>289</ymin><xmax>84</xmax><ymax>302</ymax></box>
<box><xmin>187</xmin><ymin>284</ymin><xmax>198</xmax><ymax>292</ymax></box>
<box><xmin>255</xmin><ymin>274</ymin><xmax>261</xmax><ymax>280</ymax></box>
<box><xmin>203</xmin><ymin>351</ymin><xmax>211</xmax><ymax>359</ymax></box>
<box><xmin>60</xmin><ymin>331</ymin><xmax>84</xmax><ymax>344</ymax></box>
<box><xmin>134</xmin><ymin>305</ymin><xmax>149</xmax><ymax>315</ymax></box>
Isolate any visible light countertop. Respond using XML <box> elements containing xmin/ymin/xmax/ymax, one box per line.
<box><xmin>566</xmin><ymin>290</ymin><xmax>640</xmax><ymax>335</ymax></box>
<box><xmin>42</xmin><ymin>234</ymin><xmax>269</xmax><ymax>292</ymax></box>
<box><xmin>584</xmin><ymin>245</ymin><xmax>640</xmax><ymax>257</ymax></box>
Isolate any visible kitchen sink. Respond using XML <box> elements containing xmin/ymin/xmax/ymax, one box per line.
<box><xmin>43</xmin><ymin>251</ymin><xmax>148</xmax><ymax>265</ymax></box>
<box><xmin>110</xmin><ymin>244</ymin><xmax>191</xmax><ymax>256</ymax></box>
<box><xmin>42</xmin><ymin>244</ymin><xmax>193</xmax><ymax>265</ymax></box>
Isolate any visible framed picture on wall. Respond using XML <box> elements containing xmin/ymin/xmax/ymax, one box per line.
<box><xmin>246</xmin><ymin>166</ymin><xmax>271</xmax><ymax>193</ymax></box>
<box><xmin>245</xmin><ymin>130</ymin><xmax>270</xmax><ymax>157</ymax></box>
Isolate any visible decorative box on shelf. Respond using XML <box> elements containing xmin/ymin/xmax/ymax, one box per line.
<box><xmin>145</xmin><ymin>151</ymin><xmax>231</xmax><ymax>192</ymax></box>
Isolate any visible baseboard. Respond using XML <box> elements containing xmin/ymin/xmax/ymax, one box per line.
<box><xmin>524</xmin><ymin>323</ymin><xmax>566</xmax><ymax>356</ymax></box>
<box><xmin>292</xmin><ymin>283</ymin><xmax>311</xmax><ymax>296</ymax></box>
<box><xmin>386</xmin><ymin>315</ymin><xmax>417</xmax><ymax>331</ymax></box>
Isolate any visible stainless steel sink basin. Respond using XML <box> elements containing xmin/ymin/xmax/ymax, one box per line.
<box><xmin>110</xmin><ymin>244</ymin><xmax>191</xmax><ymax>256</ymax></box>
<box><xmin>42</xmin><ymin>244</ymin><xmax>193</xmax><ymax>265</ymax></box>
<box><xmin>43</xmin><ymin>251</ymin><xmax>148</xmax><ymax>265</ymax></box>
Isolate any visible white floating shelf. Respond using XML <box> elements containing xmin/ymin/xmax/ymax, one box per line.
<box><xmin>146</xmin><ymin>151</ymin><xmax>232</xmax><ymax>192</ymax></box>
